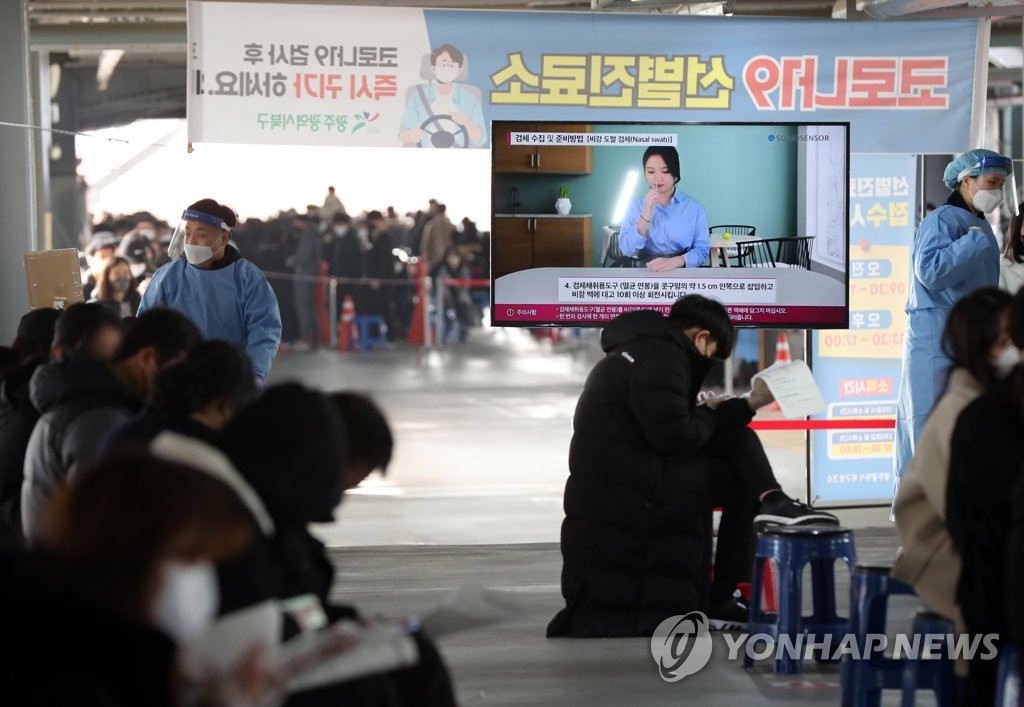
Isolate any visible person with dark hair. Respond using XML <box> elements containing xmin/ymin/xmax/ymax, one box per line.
<box><xmin>103</xmin><ymin>340</ymin><xmax>256</xmax><ymax>450</ymax></box>
<box><xmin>139</xmin><ymin>197</ymin><xmax>282</xmax><ymax>386</ymax></box>
<box><xmin>82</xmin><ymin>230</ymin><xmax>119</xmax><ymax>301</ymax></box>
<box><xmin>430</xmin><ymin>246</ymin><xmax>480</xmax><ymax>340</ymax></box>
<box><xmin>618</xmin><ymin>145</ymin><xmax>710</xmax><ymax>271</ymax></box>
<box><xmin>999</xmin><ymin>210</ymin><xmax>1024</xmax><ymax>294</ymax></box>
<box><xmin>321</xmin><ymin>185</ymin><xmax>345</xmax><ymax>225</ymax></box>
<box><xmin>21</xmin><ymin>307</ymin><xmax>201</xmax><ymax>541</ymax></box>
<box><xmin>1</xmin><ymin>452</ymin><xmax>256</xmax><ymax>706</ymax></box>
<box><xmin>216</xmin><ymin>385</ymin><xmax>456</xmax><ymax>706</ymax></box>
<box><xmin>89</xmin><ymin>255</ymin><xmax>141</xmax><ymax>319</ymax></box>
<box><xmin>947</xmin><ymin>285</ymin><xmax>1024</xmax><ymax>707</ymax></box>
<box><xmin>52</xmin><ymin>301</ymin><xmax>126</xmax><ymax>362</ymax></box>
<box><xmin>547</xmin><ymin>295</ymin><xmax>837</xmax><ymax>638</ymax></box>
<box><xmin>399</xmin><ymin>43</ymin><xmax>484</xmax><ymax>149</ymax></box>
<box><xmin>0</xmin><ymin>309</ymin><xmax>62</xmax><ymax>541</ymax></box>
<box><xmin>289</xmin><ymin>212</ymin><xmax>324</xmax><ymax>349</ymax></box>
<box><xmin>892</xmin><ymin>287</ymin><xmax>1013</xmax><ymax>634</ymax></box>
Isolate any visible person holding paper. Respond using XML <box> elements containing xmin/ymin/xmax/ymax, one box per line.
<box><xmin>617</xmin><ymin>145</ymin><xmax>710</xmax><ymax>272</ymax></box>
<box><xmin>892</xmin><ymin>149</ymin><xmax>1012</xmax><ymax>498</ymax></box>
<box><xmin>548</xmin><ymin>295</ymin><xmax>837</xmax><ymax>638</ymax></box>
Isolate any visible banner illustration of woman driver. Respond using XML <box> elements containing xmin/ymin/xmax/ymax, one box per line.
<box><xmin>399</xmin><ymin>43</ymin><xmax>486</xmax><ymax>148</ymax></box>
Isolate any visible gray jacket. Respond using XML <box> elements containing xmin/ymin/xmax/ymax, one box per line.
<box><xmin>21</xmin><ymin>353</ymin><xmax>141</xmax><ymax>541</ymax></box>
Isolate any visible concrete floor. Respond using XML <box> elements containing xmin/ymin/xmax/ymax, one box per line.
<box><xmin>267</xmin><ymin>328</ymin><xmax>910</xmax><ymax>705</ymax></box>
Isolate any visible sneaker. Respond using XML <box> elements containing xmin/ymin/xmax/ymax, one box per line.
<box><xmin>754</xmin><ymin>492</ymin><xmax>839</xmax><ymax>527</ymax></box>
<box><xmin>707</xmin><ymin>595</ymin><xmax>749</xmax><ymax>631</ymax></box>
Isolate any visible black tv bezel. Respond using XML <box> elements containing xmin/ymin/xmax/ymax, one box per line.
<box><xmin>488</xmin><ymin>119</ymin><xmax>852</xmax><ymax>331</ymax></box>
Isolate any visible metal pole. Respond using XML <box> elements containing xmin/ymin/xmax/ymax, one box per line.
<box><xmin>724</xmin><ymin>355</ymin><xmax>734</xmax><ymax>396</ymax></box>
<box><xmin>422</xmin><ymin>272</ymin><xmax>433</xmax><ymax>349</ymax></box>
<box><xmin>434</xmin><ymin>277</ymin><xmax>445</xmax><ymax>348</ymax></box>
<box><xmin>329</xmin><ymin>278</ymin><xmax>338</xmax><ymax>348</ymax></box>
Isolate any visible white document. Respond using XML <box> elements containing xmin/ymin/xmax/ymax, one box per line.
<box><xmin>180</xmin><ymin>600</ymin><xmax>283</xmax><ymax>681</ymax></box>
<box><xmin>752</xmin><ymin>360</ymin><xmax>826</xmax><ymax>418</ymax></box>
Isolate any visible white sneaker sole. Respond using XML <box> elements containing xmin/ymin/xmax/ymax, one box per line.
<box><xmin>708</xmin><ymin>618</ymin><xmax>749</xmax><ymax>631</ymax></box>
<box><xmin>754</xmin><ymin>513</ymin><xmax>839</xmax><ymax>526</ymax></box>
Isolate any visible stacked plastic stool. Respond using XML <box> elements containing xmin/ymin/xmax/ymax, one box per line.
<box><xmin>898</xmin><ymin>611</ymin><xmax>957</xmax><ymax>707</ymax></box>
<box><xmin>841</xmin><ymin>562</ymin><xmax>916</xmax><ymax>707</ymax></box>
<box><xmin>352</xmin><ymin>315</ymin><xmax>388</xmax><ymax>351</ymax></box>
<box><xmin>996</xmin><ymin>645</ymin><xmax>1020</xmax><ymax>707</ymax></box>
<box><xmin>745</xmin><ymin>525</ymin><xmax>857</xmax><ymax>674</ymax></box>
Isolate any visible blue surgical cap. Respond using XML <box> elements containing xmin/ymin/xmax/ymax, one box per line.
<box><xmin>943</xmin><ymin>148</ymin><xmax>1013</xmax><ymax>189</ymax></box>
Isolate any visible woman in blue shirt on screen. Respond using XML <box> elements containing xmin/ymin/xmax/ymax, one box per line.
<box><xmin>618</xmin><ymin>146</ymin><xmax>710</xmax><ymax>272</ymax></box>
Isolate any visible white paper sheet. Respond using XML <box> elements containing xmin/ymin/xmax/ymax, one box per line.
<box><xmin>752</xmin><ymin>360</ymin><xmax>826</xmax><ymax>418</ymax></box>
<box><xmin>180</xmin><ymin>600</ymin><xmax>282</xmax><ymax>681</ymax></box>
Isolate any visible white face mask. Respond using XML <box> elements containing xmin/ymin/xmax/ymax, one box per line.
<box><xmin>184</xmin><ymin>243</ymin><xmax>214</xmax><ymax>265</ymax></box>
<box><xmin>972</xmin><ymin>187</ymin><xmax>1004</xmax><ymax>213</ymax></box>
<box><xmin>433</xmin><ymin>66</ymin><xmax>460</xmax><ymax>84</ymax></box>
<box><xmin>992</xmin><ymin>345</ymin><xmax>1020</xmax><ymax>378</ymax></box>
<box><xmin>152</xmin><ymin>560</ymin><xmax>219</xmax><ymax>644</ymax></box>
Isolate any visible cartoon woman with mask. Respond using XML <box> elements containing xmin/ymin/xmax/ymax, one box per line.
<box><xmin>892</xmin><ymin>148</ymin><xmax>1012</xmax><ymax>502</ymax></box>
<box><xmin>399</xmin><ymin>43</ymin><xmax>485</xmax><ymax>149</ymax></box>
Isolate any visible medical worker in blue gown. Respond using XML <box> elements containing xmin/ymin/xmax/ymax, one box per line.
<box><xmin>892</xmin><ymin>149</ymin><xmax>1012</xmax><ymax>499</ymax></box>
<box><xmin>139</xmin><ymin>198</ymin><xmax>282</xmax><ymax>386</ymax></box>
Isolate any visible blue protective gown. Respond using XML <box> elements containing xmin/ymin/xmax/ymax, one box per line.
<box><xmin>138</xmin><ymin>253</ymin><xmax>282</xmax><ymax>382</ymax></box>
<box><xmin>892</xmin><ymin>192</ymin><xmax>999</xmax><ymax>495</ymax></box>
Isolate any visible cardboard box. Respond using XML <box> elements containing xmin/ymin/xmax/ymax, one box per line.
<box><xmin>23</xmin><ymin>248</ymin><xmax>85</xmax><ymax>310</ymax></box>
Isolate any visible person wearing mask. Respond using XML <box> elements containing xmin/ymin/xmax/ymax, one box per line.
<box><xmin>398</xmin><ymin>44</ymin><xmax>484</xmax><ymax>149</ymax></box>
<box><xmin>430</xmin><ymin>246</ymin><xmax>479</xmax><ymax>341</ymax></box>
<box><xmin>139</xmin><ymin>198</ymin><xmax>282</xmax><ymax>386</ymax></box>
<box><xmin>947</xmin><ymin>286</ymin><xmax>1024</xmax><ymax>707</ymax></box>
<box><xmin>618</xmin><ymin>146</ymin><xmax>710</xmax><ymax>272</ymax></box>
<box><xmin>0</xmin><ymin>309</ymin><xmax>61</xmax><ymax>541</ymax></box>
<box><xmin>1</xmin><ymin>453</ymin><xmax>259</xmax><ymax>707</ymax></box>
<box><xmin>103</xmin><ymin>340</ymin><xmax>255</xmax><ymax>450</ymax></box>
<box><xmin>89</xmin><ymin>256</ymin><xmax>141</xmax><ymax>319</ymax></box>
<box><xmin>21</xmin><ymin>307</ymin><xmax>201</xmax><ymax>541</ymax></box>
<box><xmin>289</xmin><ymin>213</ymin><xmax>324</xmax><ymax>350</ymax></box>
<box><xmin>216</xmin><ymin>385</ymin><xmax>456</xmax><ymax>706</ymax></box>
<box><xmin>999</xmin><ymin>210</ymin><xmax>1024</xmax><ymax>295</ymax></box>
<box><xmin>82</xmin><ymin>231</ymin><xmax>119</xmax><ymax>301</ymax></box>
<box><xmin>328</xmin><ymin>212</ymin><xmax>364</xmax><ymax>313</ymax></box>
<box><xmin>892</xmin><ymin>287</ymin><xmax>1013</xmax><ymax>634</ymax></box>
<box><xmin>547</xmin><ymin>296</ymin><xmax>838</xmax><ymax>638</ymax></box>
<box><xmin>892</xmin><ymin>149</ymin><xmax>1012</xmax><ymax>498</ymax></box>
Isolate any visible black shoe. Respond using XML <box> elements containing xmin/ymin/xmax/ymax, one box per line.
<box><xmin>707</xmin><ymin>595</ymin><xmax>749</xmax><ymax>631</ymax></box>
<box><xmin>755</xmin><ymin>492</ymin><xmax>839</xmax><ymax>527</ymax></box>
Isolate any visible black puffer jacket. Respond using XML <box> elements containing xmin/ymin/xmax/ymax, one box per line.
<box><xmin>21</xmin><ymin>353</ymin><xmax>141</xmax><ymax>540</ymax></box>
<box><xmin>0</xmin><ymin>361</ymin><xmax>44</xmax><ymax>540</ymax></box>
<box><xmin>547</xmin><ymin>310</ymin><xmax>753</xmax><ymax>637</ymax></box>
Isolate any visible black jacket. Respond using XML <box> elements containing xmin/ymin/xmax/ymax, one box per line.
<box><xmin>21</xmin><ymin>353</ymin><xmax>142</xmax><ymax>540</ymax></box>
<box><xmin>547</xmin><ymin>310</ymin><xmax>753</xmax><ymax>637</ymax></box>
<box><xmin>0</xmin><ymin>547</ymin><xmax>178</xmax><ymax>707</ymax></box>
<box><xmin>0</xmin><ymin>361</ymin><xmax>44</xmax><ymax>541</ymax></box>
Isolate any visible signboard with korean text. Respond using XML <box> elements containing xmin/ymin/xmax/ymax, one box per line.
<box><xmin>186</xmin><ymin>2</ymin><xmax>982</xmax><ymax>154</ymax></box>
<box><xmin>810</xmin><ymin>154</ymin><xmax>916</xmax><ymax>504</ymax></box>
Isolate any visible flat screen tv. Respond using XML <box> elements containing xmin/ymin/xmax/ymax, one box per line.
<box><xmin>489</xmin><ymin>120</ymin><xmax>850</xmax><ymax>329</ymax></box>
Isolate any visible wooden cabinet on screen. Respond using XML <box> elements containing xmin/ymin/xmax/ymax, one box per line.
<box><xmin>492</xmin><ymin>123</ymin><xmax>593</xmax><ymax>174</ymax></box>
<box><xmin>492</xmin><ymin>216</ymin><xmax>592</xmax><ymax>279</ymax></box>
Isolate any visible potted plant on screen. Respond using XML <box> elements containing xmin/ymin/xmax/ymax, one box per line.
<box><xmin>555</xmin><ymin>184</ymin><xmax>572</xmax><ymax>215</ymax></box>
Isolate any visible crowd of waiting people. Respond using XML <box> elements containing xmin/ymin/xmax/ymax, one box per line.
<box><xmin>79</xmin><ymin>189</ymin><xmax>489</xmax><ymax>351</ymax></box>
<box><xmin>0</xmin><ymin>302</ymin><xmax>457</xmax><ymax>705</ymax></box>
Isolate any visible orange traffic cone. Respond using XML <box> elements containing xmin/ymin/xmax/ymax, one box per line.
<box><xmin>768</xmin><ymin>332</ymin><xmax>791</xmax><ymax>410</ymax></box>
<box><xmin>338</xmin><ymin>295</ymin><xmax>356</xmax><ymax>351</ymax></box>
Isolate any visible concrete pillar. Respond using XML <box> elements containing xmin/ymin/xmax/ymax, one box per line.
<box><xmin>0</xmin><ymin>0</ymin><xmax>37</xmax><ymax>339</ymax></box>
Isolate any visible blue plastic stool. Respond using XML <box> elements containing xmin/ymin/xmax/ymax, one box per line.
<box><xmin>899</xmin><ymin>611</ymin><xmax>957</xmax><ymax>707</ymax></box>
<box><xmin>745</xmin><ymin>525</ymin><xmax>857</xmax><ymax>674</ymax></box>
<box><xmin>840</xmin><ymin>562</ymin><xmax>916</xmax><ymax>707</ymax></box>
<box><xmin>996</xmin><ymin>645</ymin><xmax>1020</xmax><ymax>707</ymax></box>
<box><xmin>352</xmin><ymin>315</ymin><xmax>388</xmax><ymax>350</ymax></box>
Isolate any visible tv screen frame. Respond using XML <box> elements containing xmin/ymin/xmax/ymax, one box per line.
<box><xmin>488</xmin><ymin>119</ymin><xmax>851</xmax><ymax>330</ymax></box>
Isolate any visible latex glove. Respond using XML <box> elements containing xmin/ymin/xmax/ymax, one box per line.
<box><xmin>744</xmin><ymin>376</ymin><xmax>775</xmax><ymax>411</ymax></box>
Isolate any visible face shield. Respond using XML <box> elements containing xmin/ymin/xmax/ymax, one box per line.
<box><xmin>167</xmin><ymin>208</ymin><xmax>232</xmax><ymax>262</ymax></box>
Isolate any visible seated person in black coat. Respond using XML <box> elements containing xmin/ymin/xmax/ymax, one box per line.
<box><xmin>548</xmin><ymin>295</ymin><xmax>837</xmax><ymax>638</ymax></box>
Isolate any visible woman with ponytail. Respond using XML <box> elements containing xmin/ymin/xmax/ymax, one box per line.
<box><xmin>102</xmin><ymin>340</ymin><xmax>256</xmax><ymax>450</ymax></box>
<box><xmin>139</xmin><ymin>198</ymin><xmax>282</xmax><ymax>386</ymax></box>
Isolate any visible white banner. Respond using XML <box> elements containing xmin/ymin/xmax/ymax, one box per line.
<box><xmin>557</xmin><ymin>277</ymin><xmax>777</xmax><ymax>305</ymax></box>
<box><xmin>187</xmin><ymin>1</ymin><xmax>430</xmax><ymax>147</ymax></box>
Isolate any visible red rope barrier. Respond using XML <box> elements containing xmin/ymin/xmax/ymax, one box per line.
<box><xmin>749</xmin><ymin>419</ymin><xmax>895</xmax><ymax>431</ymax></box>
